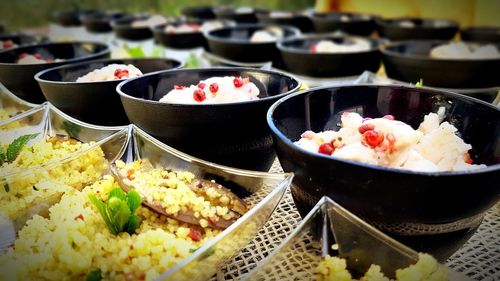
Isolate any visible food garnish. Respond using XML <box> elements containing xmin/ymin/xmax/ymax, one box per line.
<box><xmin>0</xmin><ymin>133</ymin><xmax>38</xmax><ymax>165</ymax></box>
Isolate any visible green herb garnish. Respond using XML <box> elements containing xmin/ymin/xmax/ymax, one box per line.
<box><xmin>0</xmin><ymin>133</ymin><xmax>38</xmax><ymax>165</ymax></box>
<box><xmin>86</xmin><ymin>269</ymin><xmax>102</xmax><ymax>281</ymax></box>
<box><xmin>89</xmin><ymin>187</ymin><xmax>142</xmax><ymax>235</ymax></box>
<box><xmin>186</xmin><ymin>53</ymin><xmax>201</xmax><ymax>68</ymax></box>
<box><xmin>62</xmin><ymin>121</ymin><xmax>81</xmax><ymax>140</ymax></box>
<box><xmin>415</xmin><ymin>79</ymin><xmax>424</xmax><ymax>87</ymax></box>
<box><xmin>3</xmin><ymin>183</ymin><xmax>9</xmax><ymax>192</ymax></box>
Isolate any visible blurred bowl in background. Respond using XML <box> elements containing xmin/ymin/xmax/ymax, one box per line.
<box><xmin>0</xmin><ymin>33</ymin><xmax>37</xmax><ymax>49</ymax></box>
<box><xmin>81</xmin><ymin>11</ymin><xmax>127</xmax><ymax>33</ymax></box>
<box><xmin>460</xmin><ymin>26</ymin><xmax>500</xmax><ymax>43</ymax></box>
<box><xmin>0</xmin><ymin>41</ymin><xmax>110</xmax><ymax>104</ymax></box>
<box><xmin>257</xmin><ymin>10</ymin><xmax>314</xmax><ymax>33</ymax></box>
<box><xmin>376</xmin><ymin>17</ymin><xmax>459</xmax><ymax>41</ymax></box>
<box><xmin>311</xmin><ymin>12</ymin><xmax>377</xmax><ymax>36</ymax></box>
<box><xmin>54</xmin><ymin>9</ymin><xmax>98</xmax><ymax>27</ymax></box>
<box><xmin>213</xmin><ymin>7</ymin><xmax>266</xmax><ymax>24</ymax></box>
<box><xmin>181</xmin><ymin>6</ymin><xmax>216</xmax><ymax>20</ymax></box>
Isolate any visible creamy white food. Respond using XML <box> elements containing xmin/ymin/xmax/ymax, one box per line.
<box><xmin>398</xmin><ymin>20</ymin><xmax>416</xmax><ymax>28</ymax></box>
<box><xmin>16</xmin><ymin>54</ymin><xmax>61</xmax><ymax>64</ymax></box>
<box><xmin>164</xmin><ymin>21</ymin><xmax>225</xmax><ymax>33</ymax></box>
<box><xmin>430</xmin><ymin>42</ymin><xmax>500</xmax><ymax>59</ymax></box>
<box><xmin>295</xmin><ymin>109</ymin><xmax>485</xmax><ymax>172</ymax></box>
<box><xmin>269</xmin><ymin>11</ymin><xmax>294</xmax><ymax>18</ymax></box>
<box><xmin>76</xmin><ymin>64</ymin><xmax>143</xmax><ymax>82</ymax></box>
<box><xmin>159</xmin><ymin>76</ymin><xmax>260</xmax><ymax>104</ymax></box>
<box><xmin>249</xmin><ymin>27</ymin><xmax>284</xmax><ymax>43</ymax></box>
<box><xmin>0</xmin><ymin>40</ymin><xmax>17</xmax><ymax>50</ymax></box>
<box><xmin>311</xmin><ymin>39</ymin><xmax>371</xmax><ymax>53</ymax></box>
<box><xmin>131</xmin><ymin>15</ymin><xmax>168</xmax><ymax>28</ymax></box>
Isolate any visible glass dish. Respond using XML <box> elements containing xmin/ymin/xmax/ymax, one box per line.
<box><xmin>244</xmin><ymin>196</ymin><xmax>471</xmax><ymax>281</ymax></box>
<box><xmin>128</xmin><ymin>126</ymin><xmax>294</xmax><ymax>280</ymax></box>
<box><xmin>0</xmin><ymin>103</ymin><xmax>129</xmax><ymax>250</ymax></box>
<box><xmin>0</xmin><ymin>83</ymin><xmax>37</xmax><ymax>124</ymax></box>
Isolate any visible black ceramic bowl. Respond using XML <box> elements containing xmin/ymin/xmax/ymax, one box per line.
<box><xmin>461</xmin><ymin>26</ymin><xmax>500</xmax><ymax>43</ymax></box>
<box><xmin>268</xmin><ymin>84</ymin><xmax>500</xmax><ymax>259</ymax></box>
<box><xmin>311</xmin><ymin>12</ymin><xmax>377</xmax><ymax>36</ymax></box>
<box><xmin>213</xmin><ymin>7</ymin><xmax>266</xmax><ymax>24</ymax></box>
<box><xmin>376</xmin><ymin>17</ymin><xmax>459</xmax><ymax>41</ymax></box>
<box><xmin>181</xmin><ymin>6</ymin><xmax>216</xmax><ymax>20</ymax></box>
<box><xmin>117</xmin><ymin>67</ymin><xmax>300</xmax><ymax>171</ymax></box>
<box><xmin>277</xmin><ymin>35</ymin><xmax>381</xmax><ymax>77</ymax></box>
<box><xmin>0</xmin><ymin>41</ymin><xmax>110</xmax><ymax>104</ymax></box>
<box><xmin>81</xmin><ymin>11</ymin><xmax>127</xmax><ymax>33</ymax></box>
<box><xmin>0</xmin><ymin>33</ymin><xmax>36</xmax><ymax>49</ymax></box>
<box><xmin>55</xmin><ymin>9</ymin><xmax>97</xmax><ymax>27</ymax></box>
<box><xmin>35</xmin><ymin>58</ymin><xmax>182</xmax><ymax>126</ymax></box>
<box><xmin>111</xmin><ymin>15</ymin><xmax>161</xmax><ymax>41</ymax></box>
<box><xmin>256</xmin><ymin>11</ymin><xmax>314</xmax><ymax>33</ymax></box>
<box><xmin>381</xmin><ymin>40</ymin><xmax>500</xmax><ymax>88</ymax></box>
<box><xmin>205</xmin><ymin>24</ymin><xmax>300</xmax><ymax>64</ymax></box>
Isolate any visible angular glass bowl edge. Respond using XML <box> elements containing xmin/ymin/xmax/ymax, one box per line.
<box><xmin>126</xmin><ymin>126</ymin><xmax>294</xmax><ymax>281</ymax></box>
<box><xmin>0</xmin><ymin>82</ymin><xmax>38</xmax><ymax>124</ymax></box>
<box><xmin>243</xmin><ymin>196</ymin><xmax>472</xmax><ymax>281</ymax></box>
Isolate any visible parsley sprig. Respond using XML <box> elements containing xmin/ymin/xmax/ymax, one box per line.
<box><xmin>89</xmin><ymin>187</ymin><xmax>142</xmax><ymax>235</ymax></box>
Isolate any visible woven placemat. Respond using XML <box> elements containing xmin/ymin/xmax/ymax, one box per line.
<box><xmin>212</xmin><ymin>161</ymin><xmax>500</xmax><ymax>281</ymax></box>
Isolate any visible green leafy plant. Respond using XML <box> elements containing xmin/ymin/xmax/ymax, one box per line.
<box><xmin>89</xmin><ymin>187</ymin><xmax>142</xmax><ymax>235</ymax></box>
<box><xmin>0</xmin><ymin>133</ymin><xmax>39</xmax><ymax>165</ymax></box>
<box><xmin>86</xmin><ymin>269</ymin><xmax>102</xmax><ymax>281</ymax></box>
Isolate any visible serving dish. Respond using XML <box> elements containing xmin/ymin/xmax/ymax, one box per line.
<box><xmin>244</xmin><ymin>196</ymin><xmax>471</xmax><ymax>280</ymax></box>
<box><xmin>181</xmin><ymin>6</ymin><xmax>216</xmax><ymax>20</ymax></box>
<box><xmin>0</xmin><ymin>82</ymin><xmax>37</xmax><ymax>123</ymax></box>
<box><xmin>213</xmin><ymin>7</ymin><xmax>266</xmax><ymax>24</ymax></box>
<box><xmin>111</xmin><ymin>15</ymin><xmax>168</xmax><ymax>41</ymax></box>
<box><xmin>205</xmin><ymin>24</ymin><xmax>300</xmax><ymax>64</ymax></box>
<box><xmin>267</xmin><ymin>84</ymin><xmax>499</xmax><ymax>260</ymax></box>
<box><xmin>0</xmin><ymin>41</ymin><xmax>110</xmax><ymax>104</ymax></box>
<box><xmin>256</xmin><ymin>11</ymin><xmax>314</xmax><ymax>33</ymax></box>
<box><xmin>54</xmin><ymin>9</ymin><xmax>98</xmax><ymax>27</ymax></box>
<box><xmin>277</xmin><ymin>34</ymin><xmax>381</xmax><ymax>77</ymax></box>
<box><xmin>381</xmin><ymin>40</ymin><xmax>500</xmax><ymax>88</ymax></box>
<box><xmin>460</xmin><ymin>26</ymin><xmax>500</xmax><ymax>43</ymax></box>
<box><xmin>311</xmin><ymin>12</ymin><xmax>377</xmax><ymax>36</ymax></box>
<box><xmin>0</xmin><ymin>33</ymin><xmax>36</xmax><ymax>49</ymax></box>
<box><xmin>0</xmin><ymin>102</ymin><xmax>128</xmax><ymax>242</ymax></box>
<box><xmin>81</xmin><ymin>11</ymin><xmax>127</xmax><ymax>33</ymax></box>
<box><xmin>117</xmin><ymin>67</ymin><xmax>300</xmax><ymax>171</ymax></box>
<box><xmin>376</xmin><ymin>17</ymin><xmax>459</xmax><ymax>41</ymax></box>
<box><xmin>35</xmin><ymin>57</ymin><xmax>183</xmax><ymax>126</ymax></box>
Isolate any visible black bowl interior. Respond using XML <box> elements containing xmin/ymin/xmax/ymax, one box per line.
<box><xmin>213</xmin><ymin>7</ymin><xmax>266</xmax><ymax>23</ymax></box>
<box><xmin>55</xmin><ymin>9</ymin><xmax>98</xmax><ymax>26</ymax></box>
<box><xmin>460</xmin><ymin>27</ymin><xmax>500</xmax><ymax>43</ymax></box>
<box><xmin>0</xmin><ymin>42</ymin><xmax>110</xmax><ymax>103</ymax></box>
<box><xmin>36</xmin><ymin>58</ymin><xmax>182</xmax><ymax>125</ymax></box>
<box><xmin>181</xmin><ymin>6</ymin><xmax>216</xmax><ymax>20</ymax></box>
<box><xmin>118</xmin><ymin>68</ymin><xmax>300</xmax><ymax>171</ymax></box>
<box><xmin>256</xmin><ymin>11</ymin><xmax>314</xmax><ymax>33</ymax></box>
<box><xmin>381</xmin><ymin>40</ymin><xmax>500</xmax><ymax>88</ymax></box>
<box><xmin>376</xmin><ymin>17</ymin><xmax>459</xmax><ymax>40</ymax></box>
<box><xmin>311</xmin><ymin>12</ymin><xmax>377</xmax><ymax>35</ymax></box>
<box><xmin>205</xmin><ymin>24</ymin><xmax>300</xmax><ymax>63</ymax></box>
<box><xmin>153</xmin><ymin>21</ymin><xmax>207</xmax><ymax>49</ymax></box>
<box><xmin>269</xmin><ymin>85</ymin><xmax>499</xmax><ymax>257</ymax></box>
<box><xmin>0</xmin><ymin>33</ymin><xmax>36</xmax><ymax>46</ymax></box>
<box><xmin>81</xmin><ymin>11</ymin><xmax>127</xmax><ymax>33</ymax></box>
<box><xmin>277</xmin><ymin>36</ymin><xmax>381</xmax><ymax>77</ymax></box>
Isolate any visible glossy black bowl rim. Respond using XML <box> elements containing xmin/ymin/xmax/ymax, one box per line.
<box><xmin>277</xmin><ymin>34</ymin><xmax>380</xmax><ymax>55</ymax></box>
<box><xmin>152</xmin><ymin>20</ymin><xmax>204</xmax><ymax>35</ymax></box>
<box><xmin>34</xmin><ymin>57</ymin><xmax>184</xmax><ymax>85</ymax></box>
<box><xmin>267</xmin><ymin>83</ymin><xmax>500</xmax><ymax>176</ymax></box>
<box><xmin>110</xmin><ymin>15</ymin><xmax>164</xmax><ymax>30</ymax></box>
<box><xmin>204</xmin><ymin>23</ymin><xmax>301</xmax><ymax>45</ymax></box>
<box><xmin>381</xmin><ymin>40</ymin><xmax>500</xmax><ymax>62</ymax></box>
<box><xmin>256</xmin><ymin>10</ymin><xmax>311</xmax><ymax>20</ymax></box>
<box><xmin>116</xmin><ymin>67</ymin><xmax>301</xmax><ymax>107</ymax></box>
<box><xmin>0</xmin><ymin>41</ymin><xmax>111</xmax><ymax>66</ymax></box>
<box><xmin>311</xmin><ymin>11</ymin><xmax>377</xmax><ymax>22</ymax></box>
<box><xmin>375</xmin><ymin>17</ymin><xmax>459</xmax><ymax>29</ymax></box>
<box><xmin>213</xmin><ymin>7</ymin><xmax>266</xmax><ymax>16</ymax></box>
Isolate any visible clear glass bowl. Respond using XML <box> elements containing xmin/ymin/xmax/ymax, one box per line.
<box><xmin>0</xmin><ymin>103</ymin><xmax>129</xmax><ymax>250</ymax></box>
<box><xmin>128</xmin><ymin>126</ymin><xmax>294</xmax><ymax>280</ymax></box>
<box><xmin>244</xmin><ymin>196</ymin><xmax>471</xmax><ymax>281</ymax></box>
<box><xmin>0</xmin><ymin>82</ymin><xmax>37</xmax><ymax>124</ymax></box>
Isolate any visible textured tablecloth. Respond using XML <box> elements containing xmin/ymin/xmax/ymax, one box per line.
<box><xmin>213</xmin><ymin>161</ymin><xmax>500</xmax><ymax>281</ymax></box>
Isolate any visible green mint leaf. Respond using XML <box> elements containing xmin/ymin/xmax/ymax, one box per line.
<box><xmin>127</xmin><ymin>189</ymin><xmax>141</xmax><ymax>213</ymax></box>
<box><xmin>0</xmin><ymin>145</ymin><xmax>5</xmax><ymax>165</ymax></box>
<box><xmin>108</xmin><ymin>199</ymin><xmax>131</xmax><ymax>232</ymax></box>
<box><xmin>6</xmin><ymin>133</ymin><xmax>39</xmax><ymax>162</ymax></box>
<box><xmin>109</xmin><ymin>187</ymin><xmax>127</xmax><ymax>201</ymax></box>
<box><xmin>86</xmin><ymin>269</ymin><xmax>102</xmax><ymax>281</ymax></box>
<box><xmin>126</xmin><ymin>214</ymin><xmax>141</xmax><ymax>235</ymax></box>
<box><xmin>89</xmin><ymin>194</ymin><xmax>118</xmax><ymax>235</ymax></box>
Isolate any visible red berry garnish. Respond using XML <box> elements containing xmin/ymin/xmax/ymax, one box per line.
<box><xmin>363</xmin><ymin>130</ymin><xmax>384</xmax><ymax>148</ymax></box>
<box><xmin>464</xmin><ymin>152</ymin><xmax>473</xmax><ymax>164</ymax></box>
<box><xmin>309</xmin><ymin>43</ymin><xmax>317</xmax><ymax>53</ymax></box>
<box><xmin>114</xmin><ymin>69</ymin><xmax>129</xmax><ymax>79</ymax></box>
<box><xmin>318</xmin><ymin>142</ymin><xmax>335</xmax><ymax>155</ymax></box>
<box><xmin>383</xmin><ymin>115</ymin><xmax>395</xmax><ymax>120</ymax></box>
<box><xmin>188</xmin><ymin>228</ymin><xmax>202</xmax><ymax>241</ymax></box>
<box><xmin>33</xmin><ymin>53</ymin><xmax>42</xmax><ymax>60</ymax></box>
<box><xmin>358</xmin><ymin>123</ymin><xmax>375</xmax><ymax>134</ymax></box>
<box><xmin>197</xmin><ymin>82</ymin><xmax>206</xmax><ymax>89</ymax></box>
<box><xmin>233</xmin><ymin>77</ymin><xmax>244</xmax><ymax>88</ymax></box>
<box><xmin>174</xmin><ymin>85</ymin><xmax>185</xmax><ymax>90</ymax></box>
<box><xmin>18</xmin><ymin>53</ymin><xmax>29</xmax><ymax>59</ymax></box>
<box><xmin>209</xmin><ymin>82</ymin><xmax>219</xmax><ymax>94</ymax></box>
<box><xmin>3</xmin><ymin>40</ymin><xmax>13</xmax><ymax>49</ymax></box>
<box><xmin>193</xmin><ymin>88</ymin><xmax>206</xmax><ymax>102</ymax></box>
